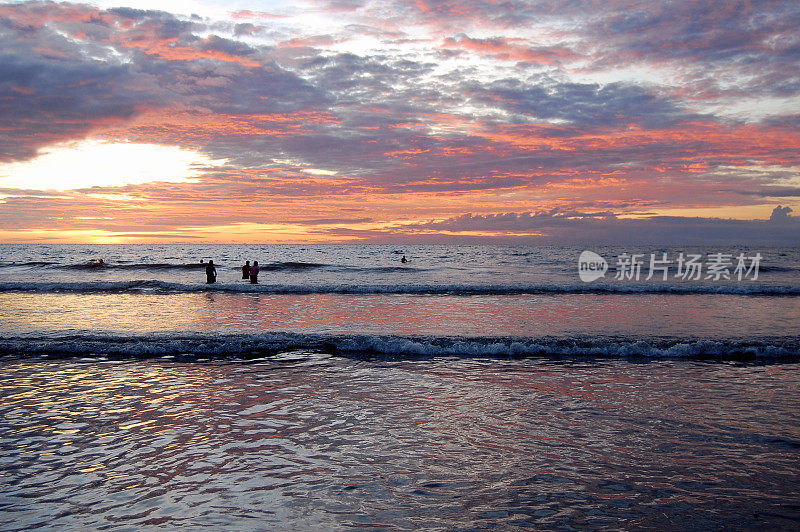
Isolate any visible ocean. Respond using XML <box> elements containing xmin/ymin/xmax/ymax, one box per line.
<box><xmin>1</xmin><ymin>244</ymin><xmax>799</xmax><ymax>529</ymax></box>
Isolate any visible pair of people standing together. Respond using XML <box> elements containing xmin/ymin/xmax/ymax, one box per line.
<box><xmin>241</xmin><ymin>260</ymin><xmax>260</xmax><ymax>284</ymax></box>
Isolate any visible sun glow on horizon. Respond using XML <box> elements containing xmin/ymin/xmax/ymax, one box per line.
<box><xmin>0</xmin><ymin>140</ymin><xmax>225</xmax><ymax>191</ymax></box>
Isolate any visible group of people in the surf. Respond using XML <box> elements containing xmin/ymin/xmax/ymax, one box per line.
<box><xmin>203</xmin><ymin>259</ymin><xmax>260</xmax><ymax>284</ymax></box>
<box><xmin>205</xmin><ymin>254</ymin><xmax>408</xmax><ymax>284</ymax></box>
<box><xmin>241</xmin><ymin>260</ymin><xmax>260</xmax><ymax>284</ymax></box>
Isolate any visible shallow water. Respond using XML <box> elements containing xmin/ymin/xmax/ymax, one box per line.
<box><xmin>2</xmin><ymin>291</ymin><xmax>799</xmax><ymax>338</ymax></box>
<box><xmin>1</xmin><ymin>244</ymin><xmax>799</xmax><ymax>529</ymax></box>
<box><xmin>1</xmin><ymin>356</ymin><xmax>799</xmax><ymax>530</ymax></box>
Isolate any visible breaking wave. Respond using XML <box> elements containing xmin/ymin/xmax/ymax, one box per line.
<box><xmin>0</xmin><ymin>280</ymin><xmax>798</xmax><ymax>296</ymax></box>
<box><xmin>66</xmin><ymin>262</ymin><xmax>206</xmax><ymax>270</ymax></box>
<box><xmin>0</xmin><ymin>332</ymin><xmax>797</xmax><ymax>359</ymax></box>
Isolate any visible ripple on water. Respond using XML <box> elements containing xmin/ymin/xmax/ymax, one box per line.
<box><xmin>1</xmin><ymin>356</ymin><xmax>799</xmax><ymax>530</ymax></box>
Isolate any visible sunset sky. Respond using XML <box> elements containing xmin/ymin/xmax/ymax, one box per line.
<box><xmin>1</xmin><ymin>0</ymin><xmax>799</xmax><ymax>244</ymax></box>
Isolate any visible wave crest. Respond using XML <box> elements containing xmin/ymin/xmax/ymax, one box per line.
<box><xmin>0</xmin><ymin>280</ymin><xmax>798</xmax><ymax>296</ymax></box>
<box><xmin>0</xmin><ymin>333</ymin><xmax>797</xmax><ymax>359</ymax></box>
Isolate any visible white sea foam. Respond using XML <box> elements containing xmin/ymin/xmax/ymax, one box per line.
<box><xmin>0</xmin><ymin>280</ymin><xmax>798</xmax><ymax>295</ymax></box>
<box><xmin>1</xmin><ymin>332</ymin><xmax>797</xmax><ymax>359</ymax></box>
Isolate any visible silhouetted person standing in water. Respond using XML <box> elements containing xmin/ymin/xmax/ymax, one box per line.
<box><xmin>206</xmin><ymin>259</ymin><xmax>217</xmax><ymax>284</ymax></box>
<box><xmin>249</xmin><ymin>261</ymin><xmax>260</xmax><ymax>284</ymax></box>
<box><xmin>242</xmin><ymin>260</ymin><xmax>250</xmax><ymax>280</ymax></box>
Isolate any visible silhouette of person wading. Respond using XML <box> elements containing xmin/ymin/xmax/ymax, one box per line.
<box><xmin>249</xmin><ymin>261</ymin><xmax>260</xmax><ymax>284</ymax></box>
<box><xmin>205</xmin><ymin>259</ymin><xmax>217</xmax><ymax>284</ymax></box>
<box><xmin>242</xmin><ymin>260</ymin><xmax>250</xmax><ymax>280</ymax></box>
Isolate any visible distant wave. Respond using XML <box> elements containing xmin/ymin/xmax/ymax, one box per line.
<box><xmin>0</xmin><ymin>261</ymin><xmax>208</xmax><ymax>271</ymax></box>
<box><xmin>0</xmin><ymin>280</ymin><xmax>798</xmax><ymax>295</ymax></box>
<box><xmin>65</xmin><ymin>261</ymin><xmax>207</xmax><ymax>271</ymax></box>
<box><xmin>0</xmin><ymin>260</ymin><xmax>421</xmax><ymax>273</ymax></box>
<box><xmin>0</xmin><ymin>332</ymin><xmax>797</xmax><ymax>359</ymax></box>
<box><xmin>757</xmin><ymin>265</ymin><xmax>800</xmax><ymax>273</ymax></box>
<box><xmin>259</xmin><ymin>261</ymin><xmax>420</xmax><ymax>273</ymax></box>
<box><xmin>259</xmin><ymin>261</ymin><xmax>327</xmax><ymax>271</ymax></box>
<box><xmin>0</xmin><ymin>260</ymin><xmax>58</xmax><ymax>267</ymax></box>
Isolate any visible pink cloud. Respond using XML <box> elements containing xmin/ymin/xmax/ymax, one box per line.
<box><xmin>442</xmin><ymin>35</ymin><xmax>578</xmax><ymax>64</ymax></box>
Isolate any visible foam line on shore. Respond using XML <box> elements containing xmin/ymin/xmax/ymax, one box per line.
<box><xmin>0</xmin><ymin>280</ymin><xmax>798</xmax><ymax>296</ymax></box>
<box><xmin>1</xmin><ymin>332</ymin><xmax>797</xmax><ymax>359</ymax></box>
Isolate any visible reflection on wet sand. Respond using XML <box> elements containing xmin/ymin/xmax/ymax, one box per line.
<box><xmin>1</xmin><ymin>357</ymin><xmax>798</xmax><ymax>529</ymax></box>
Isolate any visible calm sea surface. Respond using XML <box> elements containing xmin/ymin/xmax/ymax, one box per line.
<box><xmin>1</xmin><ymin>244</ymin><xmax>799</xmax><ymax>529</ymax></box>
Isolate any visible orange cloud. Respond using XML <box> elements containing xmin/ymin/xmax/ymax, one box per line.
<box><xmin>100</xmin><ymin>109</ymin><xmax>341</xmax><ymax>144</ymax></box>
<box><xmin>481</xmin><ymin>121</ymin><xmax>800</xmax><ymax>167</ymax></box>
<box><xmin>385</xmin><ymin>147</ymin><xmax>431</xmax><ymax>158</ymax></box>
<box><xmin>117</xmin><ymin>36</ymin><xmax>261</xmax><ymax>68</ymax></box>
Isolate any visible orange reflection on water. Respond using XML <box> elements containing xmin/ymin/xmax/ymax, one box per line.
<box><xmin>2</xmin><ymin>291</ymin><xmax>797</xmax><ymax>338</ymax></box>
<box><xmin>2</xmin><ymin>356</ymin><xmax>799</xmax><ymax>529</ymax></box>
<box><xmin>0</xmin><ymin>293</ymin><xmax>199</xmax><ymax>333</ymax></box>
<box><xmin>0</xmin><ymin>360</ymin><xmax>228</xmax><ymax>491</ymax></box>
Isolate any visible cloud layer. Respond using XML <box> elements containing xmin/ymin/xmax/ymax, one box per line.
<box><xmin>1</xmin><ymin>0</ymin><xmax>799</xmax><ymax>243</ymax></box>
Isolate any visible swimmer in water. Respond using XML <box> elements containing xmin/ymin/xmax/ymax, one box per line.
<box><xmin>205</xmin><ymin>259</ymin><xmax>217</xmax><ymax>284</ymax></box>
<box><xmin>249</xmin><ymin>260</ymin><xmax>260</xmax><ymax>284</ymax></box>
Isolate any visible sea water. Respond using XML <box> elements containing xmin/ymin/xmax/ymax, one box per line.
<box><xmin>1</xmin><ymin>243</ymin><xmax>799</xmax><ymax>356</ymax></box>
<box><xmin>1</xmin><ymin>244</ymin><xmax>799</xmax><ymax>529</ymax></box>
